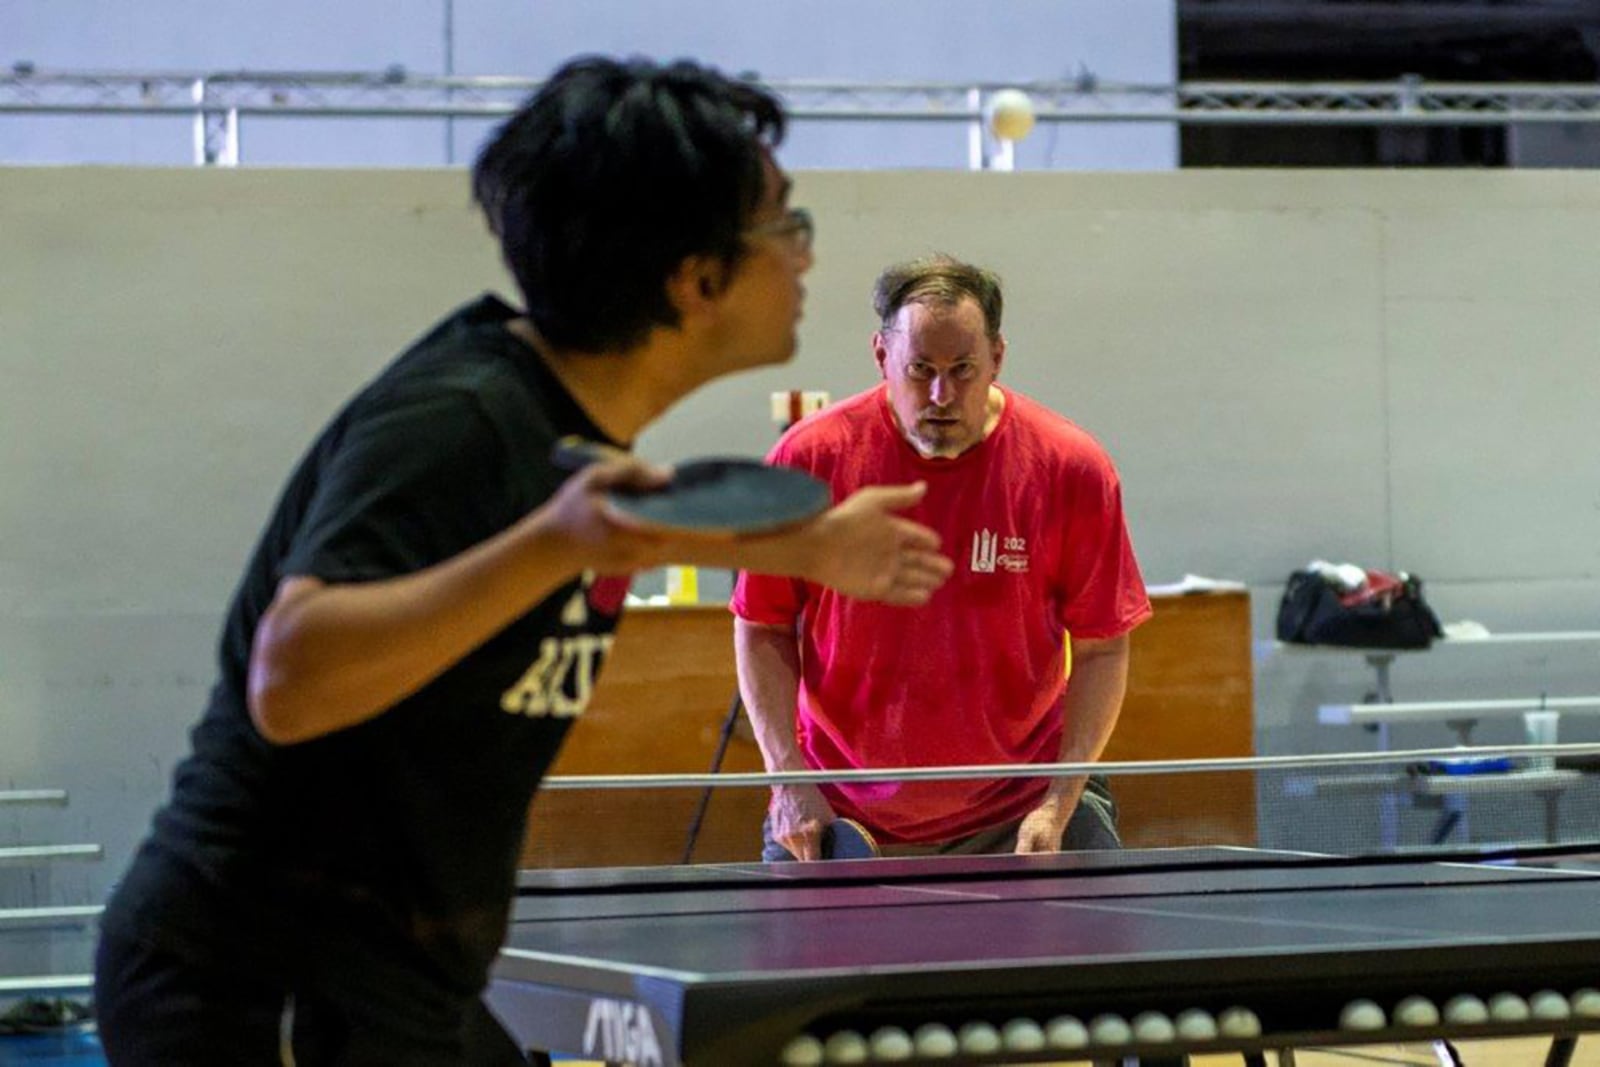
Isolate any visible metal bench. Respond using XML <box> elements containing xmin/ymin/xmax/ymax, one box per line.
<box><xmin>0</xmin><ymin>906</ymin><xmax>102</xmax><ymax>931</ymax></box>
<box><xmin>1305</xmin><ymin>767</ymin><xmax>1586</xmax><ymax>844</ymax></box>
<box><xmin>0</xmin><ymin>974</ymin><xmax>94</xmax><ymax>997</ymax></box>
<box><xmin>0</xmin><ymin>790</ymin><xmax>68</xmax><ymax>807</ymax></box>
<box><xmin>0</xmin><ymin>845</ymin><xmax>102</xmax><ymax>867</ymax></box>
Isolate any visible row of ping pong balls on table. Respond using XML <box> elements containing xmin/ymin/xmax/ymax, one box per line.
<box><xmin>1342</xmin><ymin>987</ymin><xmax>1600</xmax><ymax>1031</ymax></box>
<box><xmin>783</xmin><ymin>988</ymin><xmax>1600</xmax><ymax>1064</ymax></box>
<box><xmin>781</xmin><ymin>1007</ymin><xmax>1264</xmax><ymax>1064</ymax></box>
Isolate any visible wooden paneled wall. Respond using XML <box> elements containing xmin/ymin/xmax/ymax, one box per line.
<box><xmin>521</xmin><ymin>591</ymin><xmax>1254</xmax><ymax>867</ymax></box>
<box><xmin>1100</xmin><ymin>592</ymin><xmax>1256</xmax><ymax>848</ymax></box>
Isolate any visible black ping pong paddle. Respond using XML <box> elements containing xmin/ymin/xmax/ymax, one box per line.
<box><xmin>551</xmin><ymin>436</ymin><xmax>831</xmax><ymax>537</ymax></box>
<box><xmin>821</xmin><ymin>817</ymin><xmax>881</xmax><ymax>860</ymax></box>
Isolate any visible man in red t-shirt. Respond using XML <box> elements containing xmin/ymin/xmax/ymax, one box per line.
<box><xmin>732</xmin><ymin>254</ymin><xmax>1152</xmax><ymax>861</ymax></box>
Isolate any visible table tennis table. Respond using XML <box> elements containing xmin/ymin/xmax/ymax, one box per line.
<box><xmin>487</xmin><ymin>847</ymin><xmax>1600</xmax><ymax>1066</ymax></box>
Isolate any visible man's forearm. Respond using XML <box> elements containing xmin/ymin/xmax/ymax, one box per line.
<box><xmin>734</xmin><ymin>618</ymin><xmax>808</xmax><ymax>772</ymax></box>
<box><xmin>1046</xmin><ymin>635</ymin><xmax>1131</xmax><ymax>805</ymax></box>
<box><xmin>248</xmin><ymin>507</ymin><xmax>589</xmax><ymax>744</ymax></box>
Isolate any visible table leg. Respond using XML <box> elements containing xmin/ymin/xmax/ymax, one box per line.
<box><xmin>1545</xmin><ymin>1034</ymin><xmax>1577</xmax><ymax>1067</ymax></box>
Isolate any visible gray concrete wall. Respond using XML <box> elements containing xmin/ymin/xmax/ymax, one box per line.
<box><xmin>2</xmin><ymin>167</ymin><xmax>1598</xmax><ymax>917</ymax></box>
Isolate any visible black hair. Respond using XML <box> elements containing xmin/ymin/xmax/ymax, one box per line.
<box><xmin>473</xmin><ymin>56</ymin><xmax>786</xmax><ymax>352</ymax></box>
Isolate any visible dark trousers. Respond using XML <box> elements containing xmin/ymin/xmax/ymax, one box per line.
<box><xmin>94</xmin><ymin>927</ymin><xmax>528</xmax><ymax>1067</ymax></box>
<box><xmin>762</xmin><ymin>774</ymin><xmax>1122</xmax><ymax>862</ymax></box>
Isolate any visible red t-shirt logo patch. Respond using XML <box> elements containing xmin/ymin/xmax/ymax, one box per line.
<box><xmin>1000</xmin><ymin>534</ymin><xmax>1030</xmax><ymax>573</ymax></box>
<box><xmin>970</xmin><ymin>530</ymin><xmax>1030</xmax><ymax>574</ymax></box>
<box><xmin>971</xmin><ymin>529</ymin><xmax>999</xmax><ymax>573</ymax></box>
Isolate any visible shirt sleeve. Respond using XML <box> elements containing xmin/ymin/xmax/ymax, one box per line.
<box><xmin>1057</xmin><ymin>454</ymin><xmax>1152</xmax><ymax>640</ymax></box>
<box><xmin>728</xmin><ymin>436</ymin><xmax>810</xmax><ymax>625</ymax></box>
<box><xmin>730</xmin><ymin>568</ymin><xmax>806</xmax><ymax>626</ymax></box>
<box><xmin>281</xmin><ymin>386</ymin><xmax>515</xmax><ymax>585</ymax></box>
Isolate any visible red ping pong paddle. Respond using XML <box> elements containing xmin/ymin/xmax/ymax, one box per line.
<box><xmin>551</xmin><ymin>436</ymin><xmax>831</xmax><ymax>538</ymax></box>
<box><xmin>821</xmin><ymin>817</ymin><xmax>881</xmax><ymax>860</ymax></box>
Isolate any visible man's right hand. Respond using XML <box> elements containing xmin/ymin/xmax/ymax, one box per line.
<box><xmin>538</xmin><ymin>451</ymin><xmax>676</xmax><ymax>573</ymax></box>
<box><xmin>803</xmin><ymin>482</ymin><xmax>952</xmax><ymax>605</ymax></box>
<box><xmin>770</xmin><ymin>783</ymin><xmax>837</xmax><ymax>862</ymax></box>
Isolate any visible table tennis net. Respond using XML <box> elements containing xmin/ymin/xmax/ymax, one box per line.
<box><xmin>521</xmin><ymin>748</ymin><xmax>1600</xmax><ymax>870</ymax></box>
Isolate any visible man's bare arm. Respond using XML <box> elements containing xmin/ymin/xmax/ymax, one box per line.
<box><xmin>248</xmin><ymin>460</ymin><xmax>667</xmax><ymax>745</ymax></box>
<box><xmin>735</xmin><ymin>617</ymin><xmax>834</xmax><ymax>860</ymax></box>
<box><xmin>1014</xmin><ymin>633</ymin><xmax>1131</xmax><ymax>852</ymax></box>
<box><xmin>251</xmin><ymin>458</ymin><xmax>952</xmax><ymax>747</ymax></box>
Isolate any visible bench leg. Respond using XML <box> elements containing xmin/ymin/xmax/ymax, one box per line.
<box><xmin>1543</xmin><ymin>791</ymin><xmax>1562</xmax><ymax>844</ymax></box>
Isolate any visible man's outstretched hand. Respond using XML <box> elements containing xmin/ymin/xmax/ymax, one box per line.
<box><xmin>805</xmin><ymin>482</ymin><xmax>952</xmax><ymax>605</ymax></box>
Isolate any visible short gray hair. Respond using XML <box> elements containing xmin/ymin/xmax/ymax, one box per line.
<box><xmin>872</xmin><ymin>254</ymin><xmax>1003</xmax><ymax>340</ymax></box>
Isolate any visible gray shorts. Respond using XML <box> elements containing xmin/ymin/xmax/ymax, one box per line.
<box><xmin>761</xmin><ymin>774</ymin><xmax>1120</xmax><ymax>862</ymax></box>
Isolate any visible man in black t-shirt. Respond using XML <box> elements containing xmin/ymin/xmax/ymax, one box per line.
<box><xmin>93</xmin><ymin>56</ymin><xmax>953</xmax><ymax>1066</ymax></box>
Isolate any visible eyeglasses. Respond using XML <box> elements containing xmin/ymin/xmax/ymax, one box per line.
<box><xmin>742</xmin><ymin>206</ymin><xmax>814</xmax><ymax>256</ymax></box>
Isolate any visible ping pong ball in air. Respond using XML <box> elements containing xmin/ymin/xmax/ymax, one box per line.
<box><xmin>987</xmin><ymin>88</ymin><xmax>1036</xmax><ymax>141</ymax></box>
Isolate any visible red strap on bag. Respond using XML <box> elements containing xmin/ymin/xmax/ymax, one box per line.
<box><xmin>1337</xmin><ymin>569</ymin><xmax>1404</xmax><ymax>608</ymax></box>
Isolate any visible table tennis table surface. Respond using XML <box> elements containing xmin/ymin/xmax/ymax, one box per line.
<box><xmin>491</xmin><ymin>847</ymin><xmax>1600</xmax><ymax>1064</ymax></box>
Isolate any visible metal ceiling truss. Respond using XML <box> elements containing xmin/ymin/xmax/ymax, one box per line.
<box><xmin>5</xmin><ymin>68</ymin><xmax>1600</xmax><ymax>166</ymax></box>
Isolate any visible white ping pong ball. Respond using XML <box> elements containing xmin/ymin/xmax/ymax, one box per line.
<box><xmin>1529</xmin><ymin>990</ymin><xmax>1570</xmax><ymax>1021</ymax></box>
<box><xmin>1488</xmin><ymin>992</ymin><xmax>1530</xmax><ymax>1022</ymax></box>
<box><xmin>1044</xmin><ymin>1014</ymin><xmax>1089</xmax><ymax>1049</ymax></box>
<box><xmin>780</xmin><ymin>1034</ymin><xmax>824</xmax><ymax>1066</ymax></box>
<box><xmin>867</xmin><ymin>1026</ymin><xmax>913</xmax><ymax>1060</ymax></box>
<box><xmin>1133</xmin><ymin>1011</ymin><xmax>1176</xmax><ymax>1043</ymax></box>
<box><xmin>1572</xmin><ymin>988</ymin><xmax>1600</xmax><ymax>1018</ymax></box>
<box><xmin>1393</xmin><ymin>996</ymin><xmax>1439</xmax><ymax>1027</ymax></box>
<box><xmin>1443</xmin><ymin>994</ymin><xmax>1489</xmax><ymax>1025</ymax></box>
<box><xmin>1089</xmin><ymin>1013</ymin><xmax>1132</xmax><ymax>1045</ymax></box>
<box><xmin>1000</xmin><ymin>1018</ymin><xmax>1045</xmax><ymax>1052</ymax></box>
<box><xmin>1175</xmin><ymin>1008</ymin><xmax>1218</xmax><ymax>1041</ymax></box>
<box><xmin>822</xmin><ymin>1029</ymin><xmax>868</xmax><ymax>1063</ymax></box>
<box><xmin>957</xmin><ymin>1021</ymin><xmax>1001</xmax><ymax>1055</ymax></box>
<box><xmin>911</xmin><ymin>1023</ymin><xmax>957</xmax><ymax>1058</ymax></box>
<box><xmin>986</xmin><ymin>89</ymin><xmax>1036</xmax><ymax>141</ymax></box>
<box><xmin>1217</xmin><ymin>1006</ymin><xmax>1261</xmax><ymax>1038</ymax></box>
<box><xmin>1340</xmin><ymin>999</ymin><xmax>1386</xmax><ymax>1031</ymax></box>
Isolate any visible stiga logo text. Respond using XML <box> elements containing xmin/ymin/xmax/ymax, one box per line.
<box><xmin>584</xmin><ymin>997</ymin><xmax>664</xmax><ymax>1066</ymax></box>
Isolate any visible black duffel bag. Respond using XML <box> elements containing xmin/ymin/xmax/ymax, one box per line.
<box><xmin>1276</xmin><ymin>566</ymin><xmax>1444</xmax><ymax>650</ymax></box>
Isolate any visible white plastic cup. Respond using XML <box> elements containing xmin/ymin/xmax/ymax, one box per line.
<box><xmin>1523</xmin><ymin>710</ymin><xmax>1560</xmax><ymax>772</ymax></box>
<box><xmin>664</xmin><ymin>565</ymin><xmax>699</xmax><ymax>605</ymax></box>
